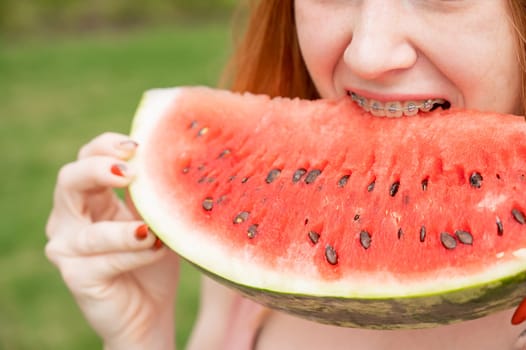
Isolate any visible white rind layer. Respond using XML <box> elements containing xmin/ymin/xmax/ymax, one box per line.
<box><xmin>129</xmin><ymin>87</ymin><xmax>526</xmax><ymax>300</ymax></box>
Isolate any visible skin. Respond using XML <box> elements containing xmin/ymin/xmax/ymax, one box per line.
<box><xmin>45</xmin><ymin>134</ymin><xmax>179</xmax><ymax>349</ymax></box>
<box><xmin>45</xmin><ymin>1</ymin><xmax>526</xmax><ymax>349</ymax></box>
<box><xmin>295</xmin><ymin>0</ymin><xmax>522</xmax><ymax>114</ymax></box>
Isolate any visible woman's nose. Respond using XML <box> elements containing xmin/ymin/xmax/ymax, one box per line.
<box><xmin>343</xmin><ymin>2</ymin><xmax>418</xmax><ymax>80</ymax></box>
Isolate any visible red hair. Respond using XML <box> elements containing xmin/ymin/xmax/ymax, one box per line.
<box><xmin>222</xmin><ymin>0</ymin><xmax>318</xmax><ymax>99</ymax></box>
<box><xmin>507</xmin><ymin>0</ymin><xmax>526</xmax><ymax>114</ymax></box>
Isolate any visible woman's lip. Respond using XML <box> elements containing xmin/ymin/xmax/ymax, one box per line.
<box><xmin>345</xmin><ymin>88</ymin><xmax>447</xmax><ymax>103</ymax></box>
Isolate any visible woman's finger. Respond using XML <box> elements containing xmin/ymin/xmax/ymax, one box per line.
<box><xmin>61</xmin><ymin>221</ymin><xmax>161</xmax><ymax>256</ymax></box>
<box><xmin>57</xmin><ymin>155</ymin><xmax>134</xmax><ymax>192</ymax></box>
<box><xmin>47</xmin><ymin>156</ymin><xmax>136</xmax><ymax>238</ymax></box>
<box><xmin>55</xmin><ymin>155</ymin><xmax>134</xmax><ymax>204</ymax></box>
<box><xmin>45</xmin><ymin>221</ymin><xmax>166</xmax><ymax>276</ymax></box>
<box><xmin>54</xmin><ymin>248</ymin><xmax>169</xmax><ymax>291</ymax></box>
<box><xmin>77</xmin><ymin>132</ymin><xmax>138</xmax><ymax>160</ymax></box>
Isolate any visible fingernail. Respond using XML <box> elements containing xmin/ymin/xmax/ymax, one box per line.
<box><xmin>116</xmin><ymin>139</ymin><xmax>139</xmax><ymax>151</ymax></box>
<box><xmin>111</xmin><ymin>163</ymin><xmax>127</xmax><ymax>177</ymax></box>
<box><xmin>152</xmin><ymin>237</ymin><xmax>163</xmax><ymax>250</ymax></box>
<box><xmin>512</xmin><ymin>297</ymin><xmax>526</xmax><ymax>325</ymax></box>
<box><xmin>135</xmin><ymin>224</ymin><xmax>150</xmax><ymax>240</ymax></box>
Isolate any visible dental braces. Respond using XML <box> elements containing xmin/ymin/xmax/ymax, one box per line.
<box><xmin>350</xmin><ymin>92</ymin><xmax>446</xmax><ymax>114</ymax></box>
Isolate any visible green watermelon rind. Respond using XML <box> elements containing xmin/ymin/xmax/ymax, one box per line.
<box><xmin>205</xmin><ymin>263</ymin><xmax>526</xmax><ymax>329</ymax></box>
<box><xmin>129</xmin><ymin>87</ymin><xmax>526</xmax><ymax>329</ymax></box>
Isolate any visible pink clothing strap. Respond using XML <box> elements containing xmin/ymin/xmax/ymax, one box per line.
<box><xmin>221</xmin><ymin>296</ymin><xmax>270</xmax><ymax>350</ymax></box>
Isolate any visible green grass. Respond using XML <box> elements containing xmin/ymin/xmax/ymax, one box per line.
<box><xmin>0</xmin><ymin>22</ymin><xmax>232</xmax><ymax>349</ymax></box>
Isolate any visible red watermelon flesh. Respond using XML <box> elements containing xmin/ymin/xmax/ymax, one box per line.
<box><xmin>129</xmin><ymin>86</ymin><xmax>526</xmax><ymax>329</ymax></box>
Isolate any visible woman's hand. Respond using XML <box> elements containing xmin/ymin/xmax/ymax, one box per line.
<box><xmin>45</xmin><ymin>132</ymin><xmax>179</xmax><ymax>350</ymax></box>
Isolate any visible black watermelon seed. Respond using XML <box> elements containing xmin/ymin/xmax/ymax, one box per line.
<box><xmin>308</xmin><ymin>231</ymin><xmax>320</xmax><ymax>244</ymax></box>
<box><xmin>421</xmin><ymin>178</ymin><xmax>429</xmax><ymax>191</ymax></box>
<box><xmin>496</xmin><ymin>217</ymin><xmax>504</xmax><ymax>235</ymax></box>
<box><xmin>367</xmin><ymin>180</ymin><xmax>376</xmax><ymax>192</ymax></box>
<box><xmin>455</xmin><ymin>230</ymin><xmax>473</xmax><ymax>245</ymax></box>
<box><xmin>325</xmin><ymin>245</ymin><xmax>338</xmax><ymax>265</ymax></box>
<box><xmin>512</xmin><ymin>208</ymin><xmax>526</xmax><ymax>225</ymax></box>
<box><xmin>359</xmin><ymin>231</ymin><xmax>372</xmax><ymax>249</ymax></box>
<box><xmin>197</xmin><ymin>127</ymin><xmax>209</xmax><ymax>136</ymax></box>
<box><xmin>218</xmin><ymin>149</ymin><xmax>231</xmax><ymax>158</ymax></box>
<box><xmin>202</xmin><ymin>197</ymin><xmax>214</xmax><ymax>211</ymax></box>
<box><xmin>304</xmin><ymin>218</ymin><xmax>309</xmax><ymax>225</ymax></box>
<box><xmin>247</xmin><ymin>224</ymin><xmax>259</xmax><ymax>239</ymax></box>
<box><xmin>305</xmin><ymin>169</ymin><xmax>322</xmax><ymax>184</ymax></box>
<box><xmin>338</xmin><ymin>175</ymin><xmax>350</xmax><ymax>188</ymax></box>
<box><xmin>292</xmin><ymin>168</ymin><xmax>307</xmax><ymax>183</ymax></box>
<box><xmin>233</xmin><ymin>211</ymin><xmax>250</xmax><ymax>224</ymax></box>
<box><xmin>397</xmin><ymin>228</ymin><xmax>403</xmax><ymax>239</ymax></box>
<box><xmin>440</xmin><ymin>232</ymin><xmax>457</xmax><ymax>250</ymax></box>
<box><xmin>389</xmin><ymin>181</ymin><xmax>400</xmax><ymax>197</ymax></box>
<box><xmin>420</xmin><ymin>226</ymin><xmax>426</xmax><ymax>242</ymax></box>
<box><xmin>265</xmin><ymin>168</ymin><xmax>282</xmax><ymax>184</ymax></box>
<box><xmin>469</xmin><ymin>172</ymin><xmax>483</xmax><ymax>188</ymax></box>
<box><xmin>241</xmin><ymin>177</ymin><xmax>249</xmax><ymax>183</ymax></box>
<box><xmin>353</xmin><ymin>214</ymin><xmax>360</xmax><ymax>221</ymax></box>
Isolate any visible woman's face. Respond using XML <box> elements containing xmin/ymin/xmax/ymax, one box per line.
<box><xmin>294</xmin><ymin>0</ymin><xmax>523</xmax><ymax>116</ymax></box>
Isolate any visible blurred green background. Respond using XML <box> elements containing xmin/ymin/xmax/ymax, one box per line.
<box><xmin>1</xmin><ymin>1</ymin><xmax>238</xmax><ymax>349</ymax></box>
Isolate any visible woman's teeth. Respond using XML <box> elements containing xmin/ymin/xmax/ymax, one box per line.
<box><xmin>349</xmin><ymin>92</ymin><xmax>448</xmax><ymax>117</ymax></box>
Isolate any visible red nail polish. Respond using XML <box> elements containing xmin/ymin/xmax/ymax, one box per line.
<box><xmin>152</xmin><ymin>237</ymin><xmax>163</xmax><ymax>250</ymax></box>
<box><xmin>135</xmin><ymin>224</ymin><xmax>149</xmax><ymax>240</ymax></box>
<box><xmin>118</xmin><ymin>139</ymin><xmax>139</xmax><ymax>150</ymax></box>
<box><xmin>512</xmin><ymin>297</ymin><xmax>526</xmax><ymax>325</ymax></box>
<box><xmin>111</xmin><ymin>164</ymin><xmax>127</xmax><ymax>177</ymax></box>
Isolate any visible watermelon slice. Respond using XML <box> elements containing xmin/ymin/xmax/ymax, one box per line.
<box><xmin>129</xmin><ymin>86</ymin><xmax>526</xmax><ymax>329</ymax></box>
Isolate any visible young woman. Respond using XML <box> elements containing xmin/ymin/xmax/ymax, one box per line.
<box><xmin>45</xmin><ymin>1</ymin><xmax>526</xmax><ymax>349</ymax></box>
